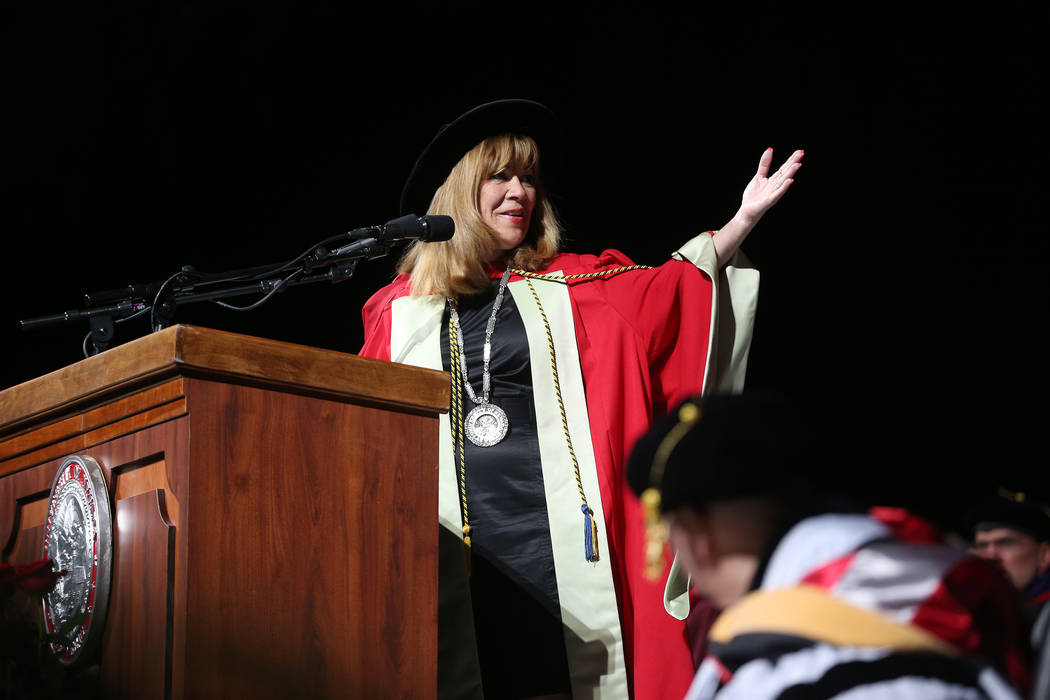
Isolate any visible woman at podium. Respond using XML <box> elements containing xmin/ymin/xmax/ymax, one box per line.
<box><xmin>359</xmin><ymin>99</ymin><xmax>802</xmax><ymax>700</ymax></box>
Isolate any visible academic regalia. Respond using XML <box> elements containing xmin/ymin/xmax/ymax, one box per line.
<box><xmin>359</xmin><ymin>232</ymin><xmax>759</xmax><ymax>699</ymax></box>
<box><xmin>624</xmin><ymin>393</ymin><xmax>1034</xmax><ymax>700</ymax></box>
<box><xmin>685</xmin><ymin>509</ymin><xmax>1031</xmax><ymax>699</ymax></box>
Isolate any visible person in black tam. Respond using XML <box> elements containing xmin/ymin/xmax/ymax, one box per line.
<box><xmin>626</xmin><ymin>392</ymin><xmax>1033</xmax><ymax>700</ymax></box>
<box><xmin>969</xmin><ymin>488</ymin><xmax>1050</xmax><ymax>684</ymax></box>
<box><xmin>970</xmin><ymin>491</ymin><xmax>1050</xmax><ymax>615</ymax></box>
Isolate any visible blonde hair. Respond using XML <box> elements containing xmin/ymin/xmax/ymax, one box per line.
<box><xmin>397</xmin><ymin>133</ymin><xmax>562</xmax><ymax>297</ymax></box>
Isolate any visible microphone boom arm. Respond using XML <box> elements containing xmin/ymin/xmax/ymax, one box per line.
<box><xmin>17</xmin><ymin>234</ymin><xmax>400</xmax><ymax>354</ymax></box>
<box><xmin>17</xmin><ymin>213</ymin><xmax>453</xmax><ymax>355</ymax></box>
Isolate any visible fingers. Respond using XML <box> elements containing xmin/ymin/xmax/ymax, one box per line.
<box><xmin>768</xmin><ymin>149</ymin><xmax>804</xmax><ymax>188</ymax></box>
<box><xmin>756</xmin><ymin>147</ymin><xmax>774</xmax><ymax>178</ymax></box>
<box><xmin>741</xmin><ymin>147</ymin><xmax>803</xmax><ymax>217</ymax></box>
<box><xmin>770</xmin><ymin>177</ymin><xmax>793</xmax><ymax>202</ymax></box>
<box><xmin>776</xmin><ymin>161</ymin><xmax>803</xmax><ymax>185</ymax></box>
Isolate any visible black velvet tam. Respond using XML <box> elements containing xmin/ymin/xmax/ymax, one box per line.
<box><xmin>399</xmin><ymin>99</ymin><xmax>563</xmax><ymax>216</ymax></box>
<box><xmin>968</xmin><ymin>491</ymin><xmax>1050</xmax><ymax>542</ymax></box>
<box><xmin>626</xmin><ymin>392</ymin><xmax>835</xmax><ymax>514</ymax></box>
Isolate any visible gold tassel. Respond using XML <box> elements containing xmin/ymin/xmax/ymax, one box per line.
<box><xmin>591</xmin><ymin>512</ymin><xmax>600</xmax><ymax>562</ymax></box>
<box><xmin>642</xmin><ymin>487</ymin><xmax>668</xmax><ymax>580</ymax></box>
<box><xmin>462</xmin><ymin>524</ymin><xmax>472</xmax><ymax>577</ymax></box>
<box><xmin>642</xmin><ymin>401</ymin><xmax>702</xmax><ymax>581</ymax></box>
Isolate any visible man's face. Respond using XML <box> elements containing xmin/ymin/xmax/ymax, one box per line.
<box><xmin>666</xmin><ymin>510</ymin><xmax>713</xmax><ymax>595</ymax></box>
<box><xmin>665</xmin><ymin>506</ymin><xmax>761</xmax><ymax>610</ymax></box>
<box><xmin>972</xmin><ymin>527</ymin><xmax>1050</xmax><ymax>590</ymax></box>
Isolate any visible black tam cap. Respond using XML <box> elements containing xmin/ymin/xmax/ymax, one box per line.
<box><xmin>968</xmin><ymin>489</ymin><xmax>1050</xmax><ymax>542</ymax></box>
<box><xmin>626</xmin><ymin>392</ymin><xmax>833</xmax><ymax>513</ymax></box>
<box><xmin>399</xmin><ymin>99</ymin><xmax>564</xmax><ymax>217</ymax></box>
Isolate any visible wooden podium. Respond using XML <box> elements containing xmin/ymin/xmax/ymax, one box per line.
<box><xmin>0</xmin><ymin>325</ymin><xmax>448</xmax><ymax>699</ymax></box>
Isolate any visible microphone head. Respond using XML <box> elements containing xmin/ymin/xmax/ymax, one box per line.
<box><xmin>420</xmin><ymin>215</ymin><xmax>454</xmax><ymax>242</ymax></box>
<box><xmin>380</xmin><ymin>214</ymin><xmax>425</xmax><ymax>240</ymax></box>
<box><xmin>380</xmin><ymin>213</ymin><xmax>455</xmax><ymax>242</ymax></box>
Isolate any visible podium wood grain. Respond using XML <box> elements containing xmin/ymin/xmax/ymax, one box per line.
<box><xmin>0</xmin><ymin>326</ymin><xmax>446</xmax><ymax>699</ymax></box>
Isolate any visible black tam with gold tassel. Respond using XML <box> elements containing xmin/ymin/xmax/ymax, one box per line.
<box><xmin>626</xmin><ymin>392</ymin><xmax>823</xmax><ymax>581</ymax></box>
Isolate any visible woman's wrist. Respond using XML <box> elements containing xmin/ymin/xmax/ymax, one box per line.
<box><xmin>729</xmin><ymin>208</ymin><xmax>760</xmax><ymax>233</ymax></box>
<box><xmin>711</xmin><ymin>211</ymin><xmax>759</xmax><ymax>267</ymax></box>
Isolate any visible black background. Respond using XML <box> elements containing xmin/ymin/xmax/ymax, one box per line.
<box><xmin>3</xmin><ymin>1</ymin><xmax>1046</xmax><ymax>530</ymax></box>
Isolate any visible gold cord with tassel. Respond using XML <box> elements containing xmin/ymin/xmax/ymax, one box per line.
<box><xmin>448</xmin><ymin>301</ymin><xmax>472</xmax><ymax>575</ymax></box>
<box><xmin>446</xmin><ymin>265</ymin><xmax>656</xmax><ymax>569</ymax></box>
<box><xmin>643</xmin><ymin>401</ymin><xmax>702</xmax><ymax>580</ymax></box>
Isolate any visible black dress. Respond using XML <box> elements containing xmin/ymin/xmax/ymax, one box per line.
<box><xmin>441</xmin><ymin>279</ymin><xmax>572</xmax><ymax>697</ymax></box>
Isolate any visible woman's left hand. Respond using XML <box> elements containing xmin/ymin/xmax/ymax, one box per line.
<box><xmin>710</xmin><ymin>147</ymin><xmax>804</xmax><ymax>268</ymax></box>
<box><xmin>737</xmin><ymin>148</ymin><xmax>804</xmax><ymax>226</ymax></box>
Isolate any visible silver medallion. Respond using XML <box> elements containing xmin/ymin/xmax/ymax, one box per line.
<box><xmin>464</xmin><ymin>403</ymin><xmax>509</xmax><ymax>447</ymax></box>
<box><xmin>450</xmin><ymin>269</ymin><xmax>515</xmax><ymax>448</ymax></box>
<box><xmin>42</xmin><ymin>455</ymin><xmax>113</xmax><ymax>665</ymax></box>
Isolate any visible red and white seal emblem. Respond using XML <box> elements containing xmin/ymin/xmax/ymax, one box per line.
<box><xmin>41</xmin><ymin>455</ymin><xmax>113</xmax><ymax>665</ymax></box>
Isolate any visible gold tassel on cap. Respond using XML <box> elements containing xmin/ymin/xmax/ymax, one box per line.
<box><xmin>641</xmin><ymin>487</ymin><xmax>668</xmax><ymax>581</ymax></box>
<box><xmin>997</xmin><ymin>487</ymin><xmax>1050</xmax><ymax>519</ymax></box>
<box><xmin>642</xmin><ymin>401</ymin><xmax>702</xmax><ymax>581</ymax></box>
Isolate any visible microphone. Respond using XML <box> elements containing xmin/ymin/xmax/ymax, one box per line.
<box><xmin>346</xmin><ymin>214</ymin><xmax>455</xmax><ymax>243</ymax></box>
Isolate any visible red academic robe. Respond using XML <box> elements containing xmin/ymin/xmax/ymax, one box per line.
<box><xmin>360</xmin><ymin>242</ymin><xmax>750</xmax><ymax>699</ymax></box>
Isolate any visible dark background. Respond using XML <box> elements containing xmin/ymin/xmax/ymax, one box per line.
<box><xmin>3</xmin><ymin>1</ymin><xmax>1046</xmax><ymax>530</ymax></box>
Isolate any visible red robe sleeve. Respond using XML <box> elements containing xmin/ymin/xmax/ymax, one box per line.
<box><xmin>363</xmin><ymin>251</ymin><xmax>720</xmax><ymax>699</ymax></box>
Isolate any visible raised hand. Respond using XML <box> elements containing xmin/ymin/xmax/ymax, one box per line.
<box><xmin>737</xmin><ymin>148</ymin><xmax>804</xmax><ymax>226</ymax></box>
<box><xmin>709</xmin><ymin>147</ymin><xmax>804</xmax><ymax>268</ymax></box>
